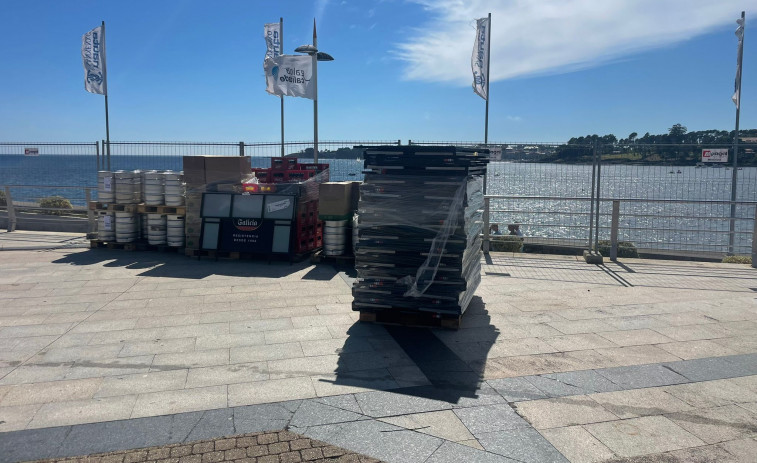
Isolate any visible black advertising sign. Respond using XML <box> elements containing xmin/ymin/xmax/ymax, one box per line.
<box><xmin>218</xmin><ymin>218</ymin><xmax>276</xmax><ymax>253</ymax></box>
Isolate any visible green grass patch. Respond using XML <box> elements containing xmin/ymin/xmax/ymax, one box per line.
<box><xmin>596</xmin><ymin>240</ymin><xmax>639</xmax><ymax>258</ymax></box>
<box><xmin>722</xmin><ymin>255</ymin><xmax>752</xmax><ymax>264</ymax></box>
<box><xmin>489</xmin><ymin>235</ymin><xmax>524</xmax><ymax>252</ymax></box>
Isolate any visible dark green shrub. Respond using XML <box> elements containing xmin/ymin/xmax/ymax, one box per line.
<box><xmin>722</xmin><ymin>255</ymin><xmax>752</xmax><ymax>264</ymax></box>
<box><xmin>597</xmin><ymin>240</ymin><xmax>639</xmax><ymax>258</ymax></box>
<box><xmin>39</xmin><ymin>196</ymin><xmax>73</xmax><ymax>215</ymax></box>
<box><xmin>490</xmin><ymin>235</ymin><xmax>524</xmax><ymax>252</ymax></box>
<box><xmin>0</xmin><ymin>190</ymin><xmax>5</xmax><ymax>206</ymax></box>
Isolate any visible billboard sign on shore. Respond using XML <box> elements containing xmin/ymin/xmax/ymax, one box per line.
<box><xmin>702</xmin><ymin>148</ymin><xmax>728</xmax><ymax>163</ymax></box>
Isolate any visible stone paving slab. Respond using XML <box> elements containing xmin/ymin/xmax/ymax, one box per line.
<box><xmin>2</xmin><ymin>239</ymin><xmax>757</xmax><ymax>462</ymax></box>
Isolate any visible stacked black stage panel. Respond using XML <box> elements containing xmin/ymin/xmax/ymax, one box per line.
<box><xmin>352</xmin><ymin>145</ymin><xmax>488</xmax><ymax>318</ymax></box>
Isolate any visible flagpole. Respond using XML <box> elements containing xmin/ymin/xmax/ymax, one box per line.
<box><xmin>279</xmin><ymin>17</ymin><xmax>285</xmax><ymax>158</ymax></box>
<box><xmin>484</xmin><ymin>12</ymin><xmax>491</xmax><ymax>145</ymax></box>
<box><xmin>102</xmin><ymin>20</ymin><xmax>111</xmax><ymax>170</ymax></box>
<box><xmin>728</xmin><ymin>11</ymin><xmax>745</xmax><ymax>255</ymax></box>
<box><xmin>313</xmin><ymin>18</ymin><xmax>319</xmax><ymax>164</ymax></box>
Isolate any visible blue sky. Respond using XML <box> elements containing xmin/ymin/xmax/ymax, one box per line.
<box><xmin>0</xmin><ymin>0</ymin><xmax>754</xmax><ymax>143</ymax></box>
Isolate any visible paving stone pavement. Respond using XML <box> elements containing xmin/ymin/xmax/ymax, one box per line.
<box><xmin>24</xmin><ymin>430</ymin><xmax>382</xmax><ymax>463</ymax></box>
<box><xmin>1</xmin><ymin>233</ymin><xmax>757</xmax><ymax>462</ymax></box>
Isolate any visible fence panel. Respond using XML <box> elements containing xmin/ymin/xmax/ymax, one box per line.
<box><xmin>0</xmin><ymin>142</ymin><xmax>98</xmax><ymax>207</ymax></box>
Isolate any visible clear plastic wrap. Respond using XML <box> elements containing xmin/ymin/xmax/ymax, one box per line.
<box><xmin>354</xmin><ymin>173</ymin><xmax>484</xmax><ymax>313</ymax></box>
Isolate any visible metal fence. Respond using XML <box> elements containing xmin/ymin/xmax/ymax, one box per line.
<box><xmin>2</xmin><ymin>139</ymin><xmax>757</xmax><ymax>259</ymax></box>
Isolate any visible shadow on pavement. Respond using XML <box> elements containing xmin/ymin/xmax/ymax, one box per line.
<box><xmin>331</xmin><ymin>297</ymin><xmax>499</xmax><ymax>404</ymax></box>
<box><xmin>51</xmin><ymin>248</ymin><xmax>317</xmax><ymax>280</ymax></box>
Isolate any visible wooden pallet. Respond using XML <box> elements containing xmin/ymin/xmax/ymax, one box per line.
<box><xmin>359</xmin><ymin>310</ymin><xmax>461</xmax><ymax>330</ymax></box>
<box><xmin>137</xmin><ymin>204</ymin><xmax>187</xmax><ymax>214</ymax></box>
<box><xmin>89</xmin><ymin>202</ymin><xmax>139</xmax><ymax>212</ymax></box>
<box><xmin>90</xmin><ymin>240</ymin><xmax>182</xmax><ymax>253</ymax></box>
<box><xmin>310</xmin><ymin>249</ymin><xmax>355</xmax><ymax>265</ymax></box>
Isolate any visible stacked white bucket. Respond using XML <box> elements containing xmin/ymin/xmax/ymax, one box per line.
<box><xmin>114</xmin><ymin>171</ymin><xmax>141</xmax><ymax>243</ymax></box>
<box><xmin>323</xmin><ymin>219</ymin><xmax>351</xmax><ymax>256</ymax></box>
<box><xmin>97</xmin><ymin>171</ymin><xmax>116</xmax><ymax>241</ymax></box>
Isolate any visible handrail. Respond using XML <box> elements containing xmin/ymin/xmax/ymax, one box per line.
<box><xmin>2</xmin><ymin>185</ymin><xmax>95</xmax><ymax>234</ymax></box>
<box><xmin>485</xmin><ymin>194</ymin><xmax>757</xmax><ymax>206</ymax></box>
<box><xmin>482</xmin><ymin>195</ymin><xmax>757</xmax><ymax>264</ymax></box>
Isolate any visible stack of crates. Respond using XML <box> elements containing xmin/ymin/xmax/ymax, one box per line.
<box><xmin>241</xmin><ymin>157</ymin><xmax>329</xmax><ymax>255</ymax></box>
<box><xmin>352</xmin><ymin>145</ymin><xmax>488</xmax><ymax>319</ymax></box>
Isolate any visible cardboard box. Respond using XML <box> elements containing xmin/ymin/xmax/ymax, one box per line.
<box><xmin>319</xmin><ymin>182</ymin><xmax>356</xmax><ymax>218</ymax></box>
<box><xmin>204</xmin><ymin>157</ymin><xmax>251</xmax><ymax>185</ymax></box>
<box><xmin>184</xmin><ymin>218</ymin><xmax>203</xmax><ymax>235</ymax></box>
<box><xmin>183</xmin><ymin>156</ymin><xmax>206</xmax><ymax>184</ymax></box>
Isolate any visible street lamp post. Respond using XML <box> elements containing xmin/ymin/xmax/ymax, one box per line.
<box><xmin>295</xmin><ymin>19</ymin><xmax>333</xmax><ymax>164</ymax></box>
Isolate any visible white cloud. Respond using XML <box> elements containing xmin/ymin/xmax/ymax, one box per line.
<box><xmin>507</xmin><ymin>115</ymin><xmax>522</xmax><ymax>122</ymax></box>
<box><xmin>396</xmin><ymin>0</ymin><xmax>750</xmax><ymax>84</ymax></box>
<box><xmin>315</xmin><ymin>0</ymin><xmax>331</xmax><ymax>23</ymax></box>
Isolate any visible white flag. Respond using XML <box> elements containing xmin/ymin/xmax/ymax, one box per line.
<box><xmin>264</xmin><ymin>22</ymin><xmax>281</xmax><ymax>60</ymax></box>
<box><xmin>82</xmin><ymin>25</ymin><xmax>107</xmax><ymax>95</ymax></box>
<box><xmin>732</xmin><ymin>17</ymin><xmax>744</xmax><ymax>108</ymax></box>
<box><xmin>471</xmin><ymin>17</ymin><xmax>490</xmax><ymax>100</ymax></box>
<box><xmin>264</xmin><ymin>55</ymin><xmax>315</xmax><ymax>100</ymax></box>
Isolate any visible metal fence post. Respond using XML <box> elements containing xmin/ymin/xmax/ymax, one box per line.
<box><xmin>588</xmin><ymin>143</ymin><xmax>597</xmax><ymax>250</ymax></box>
<box><xmin>239</xmin><ymin>141</ymin><xmax>245</xmax><ymax>157</ymax></box>
<box><xmin>610</xmin><ymin>200</ymin><xmax>620</xmax><ymax>261</ymax></box>
<box><xmin>483</xmin><ymin>196</ymin><xmax>491</xmax><ymax>253</ymax></box>
<box><xmin>752</xmin><ymin>205</ymin><xmax>757</xmax><ymax>269</ymax></box>
<box><xmin>4</xmin><ymin>186</ymin><xmax>16</xmax><ymax>232</ymax></box>
<box><xmin>96</xmin><ymin>141</ymin><xmax>100</xmax><ymax>171</ymax></box>
<box><xmin>85</xmin><ymin>188</ymin><xmax>95</xmax><ymax>238</ymax></box>
<box><xmin>103</xmin><ymin>140</ymin><xmax>110</xmax><ymax>171</ymax></box>
<box><xmin>595</xmin><ymin>146</ymin><xmax>602</xmax><ymax>251</ymax></box>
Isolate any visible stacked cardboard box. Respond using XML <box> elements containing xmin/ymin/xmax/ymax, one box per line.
<box><xmin>318</xmin><ymin>182</ymin><xmax>360</xmax><ymax>221</ymax></box>
<box><xmin>183</xmin><ymin>156</ymin><xmax>252</xmax><ymax>251</ymax></box>
<box><xmin>352</xmin><ymin>146</ymin><xmax>488</xmax><ymax>318</ymax></box>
